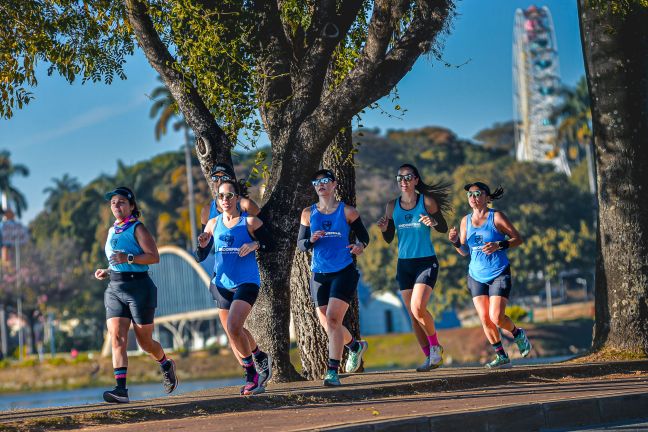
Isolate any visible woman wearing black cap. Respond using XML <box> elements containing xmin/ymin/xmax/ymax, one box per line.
<box><xmin>199</xmin><ymin>162</ymin><xmax>260</xmax><ymax>231</ymax></box>
<box><xmin>448</xmin><ymin>182</ymin><xmax>530</xmax><ymax>369</ymax></box>
<box><xmin>376</xmin><ymin>164</ymin><xmax>450</xmax><ymax>372</ymax></box>
<box><xmin>94</xmin><ymin>187</ymin><xmax>177</xmax><ymax>403</ymax></box>
<box><xmin>297</xmin><ymin>169</ymin><xmax>371</xmax><ymax>387</ymax></box>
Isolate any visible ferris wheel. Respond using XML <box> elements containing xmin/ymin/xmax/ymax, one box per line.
<box><xmin>513</xmin><ymin>5</ymin><xmax>570</xmax><ymax>175</ymax></box>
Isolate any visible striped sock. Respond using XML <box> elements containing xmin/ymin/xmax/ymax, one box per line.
<box><xmin>427</xmin><ymin>333</ymin><xmax>440</xmax><ymax>347</ymax></box>
<box><xmin>492</xmin><ymin>341</ymin><xmax>508</xmax><ymax>358</ymax></box>
<box><xmin>157</xmin><ymin>354</ymin><xmax>170</xmax><ymax>370</ymax></box>
<box><xmin>114</xmin><ymin>367</ymin><xmax>127</xmax><ymax>389</ymax></box>
<box><xmin>328</xmin><ymin>358</ymin><xmax>341</xmax><ymax>373</ymax></box>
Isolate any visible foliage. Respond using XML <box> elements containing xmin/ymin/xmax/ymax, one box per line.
<box><xmin>505</xmin><ymin>305</ymin><xmax>528</xmax><ymax>322</ymax></box>
<box><xmin>0</xmin><ymin>150</ymin><xmax>29</xmax><ymax>215</ymax></box>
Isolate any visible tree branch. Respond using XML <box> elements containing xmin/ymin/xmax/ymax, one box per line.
<box><xmin>123</xmin><ymin>0</ymin><xmax>232</xmax><ymax>177</ymax></box>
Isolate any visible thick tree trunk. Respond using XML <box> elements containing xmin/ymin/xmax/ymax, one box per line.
<box><xmin>578</xmin><ymin>2</ymin><xmax>648</xmax><ymax>355</ymax></box>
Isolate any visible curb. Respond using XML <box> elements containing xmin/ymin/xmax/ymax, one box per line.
<box><xmin>0</xmin><ymin>360</ymin><xmax>647</xmax><ymax>431</ymax></box>
<box><xmin>316</xmin><ymin>392</ymin><xmax>648</xmax><ymax>432</ymax></box>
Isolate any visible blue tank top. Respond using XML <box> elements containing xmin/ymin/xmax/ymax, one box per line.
<box><xmin>392</xmin><ymin>194</ymin><xmax>436</xmax><ymax>259</ymax></box>
<box><xmin>105</xmin><ymin>222</ymin><xmax>148</xmax><ymax>273</ymax></box>
<box><xmin>212</xmin><ymin>213</ymin><xmax>260</xmax><ymax>289</ymax></box>
<box><xmin>310</xmin><ymin>202</ymin><xmax>353</xmax><ymax>273</ymax></box>
<box><xmin>466</xmin><ymin>209</ymin><xmax>509</xmax><ymax>283</ymax></box>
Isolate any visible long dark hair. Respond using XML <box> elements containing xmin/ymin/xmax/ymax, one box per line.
<box><xmin>399</xmin><ymin>164</ymin><xmax>452</xmax><ymax>215</ymax></box>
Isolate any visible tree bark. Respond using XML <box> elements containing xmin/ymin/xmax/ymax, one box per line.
<box><xmin>578</xmin><ymin>2</ymin><xmax>648</xmax><ymax>355</ymax></box>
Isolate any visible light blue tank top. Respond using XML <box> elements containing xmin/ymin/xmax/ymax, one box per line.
<box><xmin>212</xmin><ymin>213</ymin><xmax>260</xmax><ymax>289</ymax></box>
<box><xmin>105</xmin><ymin>222</ymin><xmax>148</xmax><ymax>273</ymax></box>
<box><xmin>466</xmin><ymin>209</ymin><xmax>509</xmax><ymax>283</ymax></box>
<box><xmin>392</xmin><ymin>194</ymin><xmax>436</xmax><ymax>259</ymax></box>
<box><xmin>310</xmin><ymin>202</ymin><xmax>353</xmax><ymax>273</ymax></box>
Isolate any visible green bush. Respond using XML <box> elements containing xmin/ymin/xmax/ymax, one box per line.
<box><xmin>0</xmin><ymin>359</ymin><xmax>10</xmax><ymax>369</ymax></box>
<box><xmin>46</xmin><ymin>357</ymin><xmax>69</xmax><ymax>366</ymax></box>
<box><xmin>72</xmin><ymin>352</ymin><xmax>91</xmax><ymax>364</ymax></box>
<box><xmin>18</xmin><ymin>358</ymin><xmax>39</xmax><ymax>368</ymax></box>
<box><xmin>506</xmin><ymin>305</ymin><xmax>529</xmax><ymax>322</ymax></box>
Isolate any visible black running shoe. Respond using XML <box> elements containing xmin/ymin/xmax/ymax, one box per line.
<box><xmin>255</xmin><ymin>353</ymin><xmax>273</xmax><ymax>388</ymax></box>
<box><xmin>103</xmin><ymin>387</ymin><xmax>129</xmax><ymax>404</ymax></box>
<box><xmin>161</xmin><ymin>359</ymin><xmax>178</xmax><ymax>394</ymax></box>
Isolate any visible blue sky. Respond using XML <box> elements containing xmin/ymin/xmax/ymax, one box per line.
<box><xmin>1</xmin><ymin>1</ymin><xmax>584</xmax><ymax>223</ymax></box>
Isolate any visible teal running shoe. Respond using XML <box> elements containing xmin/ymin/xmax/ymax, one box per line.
<box><xmin>345</xmin><ymin>340</ymin><xmax>368</xmax><ymax>373</ymax></box>
<box><xmin>323</xmin><ymin>370</ymin><xmax>341</xmax><ymax>387</ymax></box>
<box><xmin>485</xmin><ymin>354</ymin><xmax>512</xmax><ymax>369</ymax></box>
<box><xmin>416</xmin><ymin>345</ymin><xmax>444</xmax><ymax>372</ymax></box>
<box><xmin>514</xmin><ymin>328</ymin><xmax>532</xmax><ymax>357</ymax></box>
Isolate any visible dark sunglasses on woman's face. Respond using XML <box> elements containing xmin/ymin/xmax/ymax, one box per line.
<box><xmin>466</xmin><ymin>190</ymin><xmax>483</xmax><ymax>198</ymax></box>
<box><xmin>312</xmin><ymin>177</ymin><xmax>333</xmax><ymax>186</ymax></box>
<box><xmin>396</xmin><ymin>174</ymin><xmax>415</xmax><ymax>182</ymax></box>
<box><xmin>211</xmin><ymin>174</ymin><xmax>231</xmax><ymax>182</ymax></box>
<box><xmin>218</xmin><ymin>192</ymin><xmax>237</xmax><ymax>201</ymax></box>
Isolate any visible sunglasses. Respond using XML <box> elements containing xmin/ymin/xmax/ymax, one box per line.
<box><xmin>217</xmin><ymin>192</ymin><xmax>237</xmax><ymax>201</ymax></box>
<box><xmin>396</xmin><ymin>174</ymin><xmax>416</xmax><ymax>182</ymax></box>
<box><xmin>211</xmin><ymin>174</ymin><xmax>231</xmax><ymax>182</ymax></box>
<box><xmin>312</xmin><ymin>177</ymin><xmax>334</xmax><ymax>186</ymax></box>
<box><xmin>466</xmin><ymin>190</ymin><xmax>483</xmax><ymax>198</ymax></box>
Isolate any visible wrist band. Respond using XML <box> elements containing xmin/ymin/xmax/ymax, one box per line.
<box><xmin>498</xmin><ymin>240</ymin><xmax>510</xmax><ymax>250</ymax></box>
<box><xmin>451</xmin><ymin>240</ymin><xmax>461</xmax><ymax>249</ymax></box>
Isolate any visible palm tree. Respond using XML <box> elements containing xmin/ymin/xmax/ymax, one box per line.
<box><xmin>553</xmin><ymin>77</ymin><xmax>595</xmax><ymax>195</ymax></box>
<box><xmin>0</xmin><ymin>151</ymin><xmax>29</xmax><ymax>217</ymax></box>
<box><xmin>149</xmin><ymin>78</ymin><xmax>197</xmax><ymax>249</ymax></box>
<box><xmin>42</xmin><ymin>174</ymin><xmax>81</xmax><ymax>211</ymax></box>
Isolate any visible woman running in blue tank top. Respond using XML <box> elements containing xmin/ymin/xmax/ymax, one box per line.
<box><xmin>94</xmin><ymin>187</ymin><xmax>177</xmax><ymax>404</ymax></box>
<box><xmin>377</xmin><ymin>164</ymin><xmax>450</xmax><ymax>373</ymax></box>
<box><xmin>297</xmin><ymin>169</ymin><xmax>371</xmax><ymax>387</ymax></box>
<box><xmin>448</xmin><ymin>181</ymin><xmax>531</xmax><ymax>369</ymax></box>
<box><xmin>198</xmin><ymin>162</ymin><xmax>260</xmax><ymax>236</ymax></box>
<box><xmin>196</xmin><ymin>180</ymin><xmax>273</xmax><ymax>395</ymax></box>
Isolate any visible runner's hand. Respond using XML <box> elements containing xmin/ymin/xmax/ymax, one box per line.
<box><xmin>94</xmin><ymin>269</ymin><xmax>109</xmax><ymax>280</ymax></box>
<box><xmin>310</xmin><ymin>230</ymin><xmax>326</xmax><ymax>243</ymax></box>
<box><xmin>109</xmin><ymin>252</ymin><xmax>126</xmax><ymax>266</ymax></box>
<box><xmin>347</xmin><ymin>242</ymin><xmax>365</xmax><ymax>256</ymax></box>
<box><xmin>239</xmin><ymin>241</ymin><xmax>259</xmax><ymax>257</ymax></box>
<box><xmin>448</xmin><ymin>226</ymin><xmax>459</xmax><ymax>243</ymax></box>
<box><xmin>419</xmin><ymin>214</ymin><xmax>438</xmax><ymax>227</ymax></box>
<box><xmin>377</xmin><ymin>216</ymin><xmax>389</xmax><ymax>232</ymax></box>
<box><xmin>481</xmin><ymin>242</ymin><xmax>500</xmax><ymax>255</ymax></box>
<box><xmin>198</xmin><ymin>231</ymin><xmax>212</xmax><ymax>248</ymax></box>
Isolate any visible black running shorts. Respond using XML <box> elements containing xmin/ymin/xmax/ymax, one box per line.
<box><xmin>467</xmin><ymin>266</ymin><xmax>512</xmax><ymax>298</ymax></box>
<box><xmin>396</xmin><ymin>256</ymin><xmax>439</xmax><ymax>291</ymax></box>
<box><xmin>105</xmin><ymin>273</ymin><xmax>157</xmax><ymax>325</ymax></box>
<box><xmin>310</xmin><ymin>263</ymin><xmax>360</xmax><ymax>307</ymax></box>
<box><xmin>210</xmin><ymin>282</ymin><xmax>260</xmax><ymax>310</ymax></box>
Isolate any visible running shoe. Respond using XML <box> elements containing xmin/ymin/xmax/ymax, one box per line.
<box><xmin>323</xmin><ymin>370</ymin><xmax>341</xmax><ymax>387</ymax></box>
<box><xmin>103</xmin><ymin>387</ymin><xmax>129</xmax><ymax>403</ymax></box>
<box><xmin>485</xmin><ymin>354</ymin><xmax>512</xmax><ymax>369</ymax></box>
<box><xmin>344</xmin><ymin>340</ymin><xmax>368</xmax><ymax>373</ymax></box>
<box><xmin>514</xmin><ymin>328</ymin><xmax>532</xmax><ymax>357</ymax></box>
<box><xmin>241</xmin><ymin>373</ymin><xmax>265</xmax><ymax>395</ymax></box>
<box><xmin>416</xmin><ymin>345</ymin><xmax>444</xmax><ymax>372</ymax></box>
<box><xmin>255</xmin><ymin>353</ymin><xmax>273</xmax><ymax>387</ymax></box>
<box><xmin>161</xmin><ymin>358</ymin><xmax>179</xmax><ymax>393</ymax></box>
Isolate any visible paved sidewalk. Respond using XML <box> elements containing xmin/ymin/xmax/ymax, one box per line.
<box><xmin>1</xmin><ymin>360</ymin><xmax>646</xmax><ymax>432</ymax></box>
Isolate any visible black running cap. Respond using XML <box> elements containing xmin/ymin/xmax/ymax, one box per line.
<box><xmin>464</xmin><ymin>182</ymin><xmax>491</xmax><ymax>195</ymax></box>
<box><xmin>209</xmin><ymin>163</ymin><xmax>235</xmax><ymax>178</ymax></box>
<box><xmin>104</xmin><ymin>187</ymin><xmax>135</xmax><ymax>201</ymax></box>
<box><xmin>311</xmin><ymin>169</ymin><xmax>336</xmax><ymax>181</ymax></box>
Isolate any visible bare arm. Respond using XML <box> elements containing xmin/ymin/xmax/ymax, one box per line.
<box><xmin>449</xmin><ymin>216</ymin><xmax>469</xmax><ymax>257</ymax></box>
<box><xmin>377</xmin><ymin>199</ymin><xmax>396</xmax><ymax>243</ymax></box>
<box><xmin>241</xmin><ymin>198</ymin><xmax>261</xmax><ymax>217</ymax></box>
<box><xmin>481</xmin><ymin>211</ymin><xmax>523</xmax><ymax>254</ymax></box>
<box><xmin>421</xmin><ymin>195</ymin><xmax>448</xmax><ymax>233</ymax></box>
<box><xmin>110</xmin><ymin>224</ymin><xmax>160</xmax><ymax>266</ymax></box>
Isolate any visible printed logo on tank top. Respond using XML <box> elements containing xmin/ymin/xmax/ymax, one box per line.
<box><xmin>471</xmin><ymin>234</ymin><xmax>484</xmax><ymax>252</ymax></box>
<box><xmin>319</xmin><ymin>220</ymin><xmax>343</xmax><ymax>237</ymax></box>
<box><xmin>398</xmin><ymin>212</ymin><xmax>421</xmax><ymax>229</ymax></box>
<box><xmin>322</xmin><ymin>220</ymin><xmax>332</xmax><ymax>231</ymax></box>
<box><xmin>218</xmin><ymin>233</ymin><xmax>239</xmax><ymax>254</ymax></box>
<box><xmin>110</xmin><ymin>236</ymin><xmax>119</xmax><ymax>249</ymax></box>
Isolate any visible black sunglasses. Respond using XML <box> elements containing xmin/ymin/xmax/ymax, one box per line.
<box><xmin>312</xmin><ymin>177</ymin><xmax>334</xmax><ymax>186</ymax></box>
<box><xmin>396</xmin><ymin>174</ymin><xmax>416</xmax><ymax>182</ymax></box>
<box><xmin>211</xmin><ymin>174</ymin><xmax>232</xmax><ymax>182</ymax></box>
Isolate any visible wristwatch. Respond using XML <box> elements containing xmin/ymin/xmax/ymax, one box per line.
<box><xmin>127</xmin><ymin>253</ymin><xmax>135</xmax><ymax>264</ymax></box>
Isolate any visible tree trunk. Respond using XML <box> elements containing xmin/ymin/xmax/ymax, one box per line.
<box><xmin>323</xmin><ymin>124</ymin><xmax>363</xmax><ymax>370</ymax></box>
<box><xmin>578</xmin><ymin>2</ymin><xmax>648</xmax><ymax>355</ymax></box>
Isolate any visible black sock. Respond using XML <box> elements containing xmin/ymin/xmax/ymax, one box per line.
<box><xmin>242</xmin><ymin>355</ymin><xmax>256</xmax><ymax>380</ymax></box>
<box><xmin>511</xmin><ymin>326</ymin><xmax>521</xmax><ymax>338</ymax></box>
<box><xmin>345</xmin><ymin>338</ymin><xmax>360</xmax><ymax>352</ymax></box>
<box><xmin>327</xmin><ymin>358</ymin><xmax>340</xmax><ymax>373</ymax></box>
<box><xmin>491</xmin><ymin>341</ymin><xmax>508</xmax><ymax>358</ymax></box>
<box><xmin>252</xmin><ymin>346</ymin><xmax>266</xmax><ymax>361</ymax></box>
<box><xmin>114</xmin><ymin>367</ymin><xmax>127</xmax><ymax>389</ymax></box>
